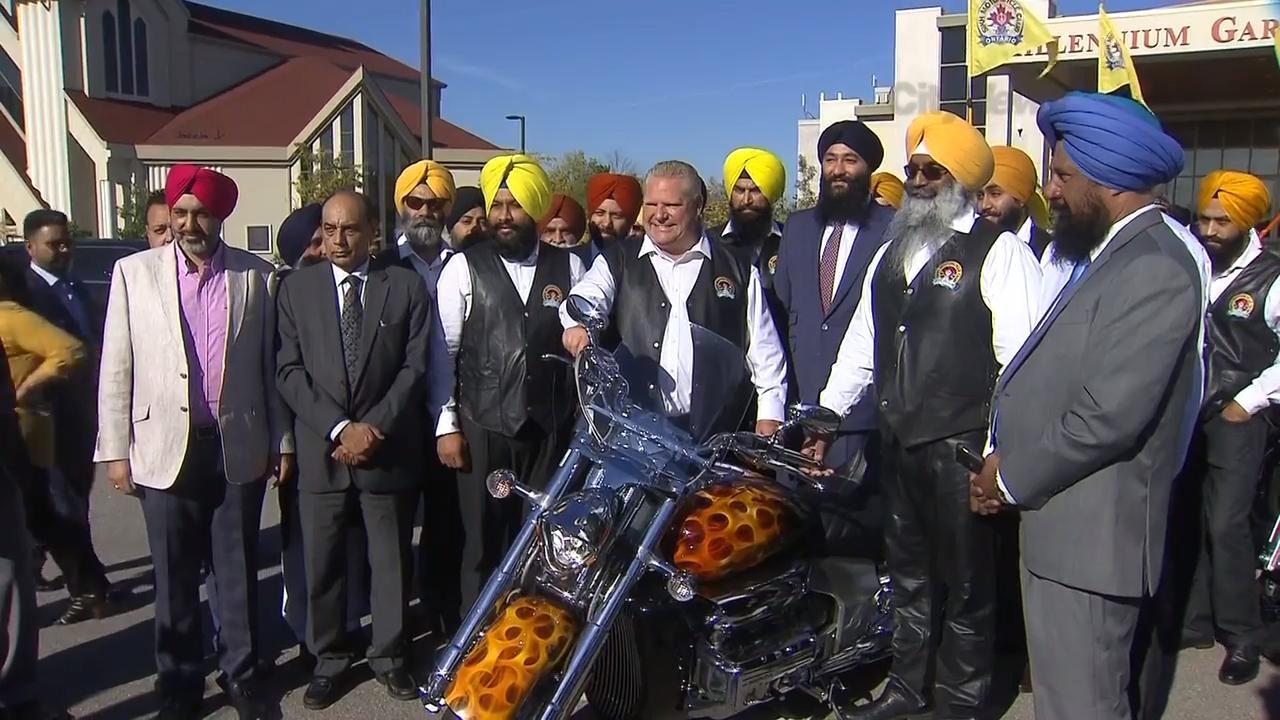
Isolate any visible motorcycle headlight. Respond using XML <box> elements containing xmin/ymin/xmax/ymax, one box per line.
<box><xmin>539</xmin><ymin>489</ymin><xmax>617</xmax><ymax>577</ymax></box>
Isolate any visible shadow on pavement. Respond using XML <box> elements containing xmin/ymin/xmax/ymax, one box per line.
<box><xmin>1261</xmin><ymin>673</ymin><xmax>1280</xmax><ymax>720</ymax></box>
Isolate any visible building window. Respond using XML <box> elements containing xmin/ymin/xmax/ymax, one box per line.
<box><xmin>363</xmin><ymin>103</ymin><xmax>381</xmax><ymax>218</ymax></box>
<box><xmin>102</xmin><ymin>0</ymin><xmax>148</xmax><ymax>98</ymax></box>
<box><xmin>1165</xmin><ymin>117</ymin><xmax>1280</xmax><ymax>216</ymax></box>
<box><xmin>340</xmin><ymin>103</ymin><xmax>355</xmax><ymax>160</ymax></box>
<box><xmin>0</xmin><ymin>47</ymin><xmax>22</xmax><ymax>128</ymax></box>
<box><xmin>103</xmin><ymin>12</ymin><xmax>119</xmax><ymax>94</ymax></box>
<box><xmin>247</xmin><ymin>225</ymin><xmax>272</xmax><ymax>253</ymax></box>
<box><xmin>117</xmin><ymin>0</ymin><xmax>134</xmax><ymax>94</ymax></box>
<box><xmin>941</xmin><ymin>24</ymin><xmax>983</xmax><ymax>133</ymax></box>
<box><xmin>133</xmin><ymin>18</ymin><xmax>149</xmax><ymax>96</ymax></box>
<box><xmin>319</xmin><ymin>123</ymin><xmax>334</xmax><ymax>157</ymax></box>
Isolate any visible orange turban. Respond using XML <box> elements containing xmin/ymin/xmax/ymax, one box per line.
<box><xmin>538</xmin><ymin>194</ymin><xmax>586</xmax><ymax>238</ymax></box>
<box><xmin>989</xmin><ymin>146</ymin><xmax>1038</xmax><ymax>203</ymax></box>
<box><xmin>165</xmin><ymin>164</ymin><xmax>238</xmax><ymax>220</ymax></box>
<box><xmin>905</xmin><ymin>112</ymin><xmax>994</xmax><ymax>192</ymax></box>
<box><xmin>1198</xmin><ymin>170</ymin><xmax>1272</xmax><ymax>232</ymax></box>
<box><xmin>870</xmin><ymin>172</ymin><xmax>904</xmax><ymax>209</ymax></box>
<box><xmin>586</xmin><ymin>173</ymin><xmax>642</xmax><ymax>225</ymax></box>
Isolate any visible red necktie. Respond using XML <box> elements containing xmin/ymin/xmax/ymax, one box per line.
<box><xmin>819</xmin><ymin>223</ymin><xmax>843</xmax><ymax>313</ymax></box>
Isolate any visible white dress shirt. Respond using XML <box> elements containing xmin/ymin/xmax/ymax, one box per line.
<box><xmin>818</xmin><ymin>211</ymin><xmax>1043</xmax><ymax>417</ymax></box>
<box><xmin>434</xmin><ymin>244</ymin><xmax>587</xmax><ymax>436</ymax></box>
<box><xmin>560</xmin><ymin>234</ymin><xmax>789</xmax><ymax>423</ymax></box>
<box><xmin>818</xmin><ymin>221</ymin><xmax>861</xmax><ymax>306</ymax></box>
<box><xmin>1209</xmin><ymin>230</ymin><xmax>1280</xmax><ymax>415</ymax></box>
<box><xmin>397</xmin><ymin>235</ymin><xmax>454</xmax><ymax>292</ymax></box>
<box><xmin>329</xmin><ymin>260</ymin><xmax>370</xmax><ymax>440</ymax></box>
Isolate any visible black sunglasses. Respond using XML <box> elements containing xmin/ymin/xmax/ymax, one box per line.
<box><xmin>903</xmin><ymin>163</ymin><xmax>950</xmax><ymax>182</ymax></box>
<box><xmin>403</xmin><ymin>196</ymin><xmax>448</xmax><ymax>212</ymax></box>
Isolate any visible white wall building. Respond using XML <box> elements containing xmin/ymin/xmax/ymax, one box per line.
<box><xmin>0</xmin><ymin>0</ymin><xmax>503</xmax><ymax>252</ymax></box>
<box><xmin>798</xmin><ymin>0</ymin><xmax>1280</xmax><ymax>211</ymax></box>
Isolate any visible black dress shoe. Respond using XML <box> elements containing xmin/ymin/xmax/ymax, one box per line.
<box><xmin>225</xmin><ymin>681</ymin><xmax>267</xmax><ymax>720</ymax></box>
<box><xmin>1180</xmin><ymin>633</ymin><xmax>1215</xmax><ymax>650</ymax></box>
<box><xmin>303</xmin><ymin>675</ymin><xmax>340</xmax><ymax>711</ymax></box>
<box><xmin>847</xmin><ymin>685</ymin><xmax>931</xmax><ymax>720</ymax></box>
<box><xmin>153</xmin><ymin>693</ymin><xmax>200</xmax><ymax>720</ymax></box>
<box><xmin>56</xmin><ymin>594</ymin><xmax>113</xmax><ymax>625</ymax></box>
<box><xmin>375</xmin><ymin>668</ymin><xmax>419</xmax><ymax>701</ymax></box>
<box><xmin>1220</xmin><ymin>645</ymin><xmax>1261</xmax><ymax>685</ymax></box>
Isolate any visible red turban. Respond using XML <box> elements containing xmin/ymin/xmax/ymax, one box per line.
<box><xmin>586</xmin><ymin>173</ymin><xmax>642</xmax><ymax>226</ymax></box>
<box><xmin>538</xmin><ymin>194</ymin><xmax>586</xmax><ymax>237</ymax></box>
<box><xmin>164</xmin><ymin>164</ymin><xmax>239</xmax><ymax>220</ymax></box>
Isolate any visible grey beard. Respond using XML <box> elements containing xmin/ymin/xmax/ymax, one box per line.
<box><xmin>177</xmin><ymin>234</ymin><xmax>219</xmax><ymax>260</ymax></box>
<box><xmin>884</xmin><ymin>182</ymin><xmax>973</xmax><ymax>274</ymax></box>
<box><xmin>401</xmin><ymin>221</ymin><xmax>443</xmax><ymax>251</ymax></box>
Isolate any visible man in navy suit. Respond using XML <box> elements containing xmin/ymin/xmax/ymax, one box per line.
<box><xmin>774</xmin><ymin>121</ymin><xmax>893</xmax><ymax>557</ymax></box>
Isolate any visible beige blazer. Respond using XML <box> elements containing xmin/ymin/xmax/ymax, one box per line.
<box><xmin>94</xmin><ymin>244</ymin><xmax>292</xmax><ymax>489</ymax></box>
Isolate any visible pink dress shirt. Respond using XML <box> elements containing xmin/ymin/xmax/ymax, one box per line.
<box><xmin>175</xmin><ymin>242</ymin><xmax>228</xmax><ymax>427</ymax></box>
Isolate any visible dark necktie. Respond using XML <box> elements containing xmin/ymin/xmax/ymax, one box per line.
<box><xmin>819</xmin><ymin>224</ymin><xmax>844</xmax><ymax>313</ymax></box>
<box><xmin>341</xmin><ymin>276</ymin><xmax>363</xmax><ymax>382</ymax></box>
<box><xmin>57</xmin><ymin>279</ymin><xmax>91</xmax><ymax>339</ymax></box>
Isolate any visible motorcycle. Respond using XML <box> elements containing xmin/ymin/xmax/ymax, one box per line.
<box><xmin>419</xmin><ymin>296</ymin><xmax>894</xmax><ymax>720</ymax></box>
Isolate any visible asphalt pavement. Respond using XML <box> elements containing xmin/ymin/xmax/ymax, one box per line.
<box><xmin>32</xmin><ymin>477</ymin><xmax>1280</xmax><ymax>719</ymax></box>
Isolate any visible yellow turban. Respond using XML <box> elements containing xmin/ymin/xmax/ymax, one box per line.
<box><xmin>1028</xmin><ymin>188</ymin><xmax>1050</xmax><ymax>229</ymax></box>
<box><xmin>723</xmin><ymin>147</ymin><xmax>785</xmax><ymax>204</ymax></box>
<box><xmin>480</xmin><ymin>154</ymin><xmax>552</xmax><ymax>221</ymax></box>
<box><xmin>870</xmin><ymin>172</ymin><xmax>904</xmax><ymax>209</ymax></box>
<box><xmin>394</xmin><ymin>160</ymin><xmax>456</xmax><ymax>213</ymax></box>
<box><xmin>989</xmin><ymin>146</ymin><xmax>1037</xmax><ymax>203</ymax></box>
<box><xmin>1197</xmin><ymin>170</ymin><xmax>1272</xmax><ymax>232</ymax></box>
<box><xmin>905</xmin><ymin>112</ymin><xmax>994</xmax><ymax>192</ymax></box>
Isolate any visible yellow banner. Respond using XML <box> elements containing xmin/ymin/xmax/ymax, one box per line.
<box><xmin>968</xmin><ymin>0</ymin><xmax>1059</xmax><ymax>78</ymax></box>
<box><xmin>1098</xmin><ymin>4</ymin><xmax>1146</xmax><ymax>106</ymax></box>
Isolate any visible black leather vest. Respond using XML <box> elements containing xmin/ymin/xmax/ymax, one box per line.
<box><xmin>603</xmin><ymin>235</ymin><xmax>752</xmax><ymax>438</ymax></box>
<box><xmin>457</xmin><ymin>241</ymin><xmax>575</xmax><ymax>436</ymax></box>
<box><xmin>871</xmin><ymin>219</ymin><xmax>1002</xmax><ymax>448</ymax></box>
<box><xmin>1203</xmin><ymin>249</ymin><xmax>1280</xmax><ymax>416</ymax></box>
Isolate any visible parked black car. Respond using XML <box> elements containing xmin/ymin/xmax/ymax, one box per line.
<box><xmin>2</xmin><ymin>238</ymin><xmax>147</xmax><ymax>309</ymax></box>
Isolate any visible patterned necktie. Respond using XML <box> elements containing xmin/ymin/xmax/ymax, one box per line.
<box><xmin>819</xmin><ymin>223</ymin><xmax>844</xmax><ymax>313</ymax></box>
<box><xmin>341</xmin><ymin>276</ymin><xmax>363</xmax><ymax>382</ymax></box>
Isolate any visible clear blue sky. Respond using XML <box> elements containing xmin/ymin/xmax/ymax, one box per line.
<box><xmin>203</xmin><ymin>0</ymin><xmax>1165</xmax><ymax>184</ymax></box>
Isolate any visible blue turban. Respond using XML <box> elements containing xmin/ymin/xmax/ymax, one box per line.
<box><xmin>277</xmin><ymin>203</ymin><xmax>323</xmax><ymax>268</ymax></box>
<box><xmin>1037</xmin><ymin>92</ymin><xmax>1184</xmax><ymax>192</ymax></box>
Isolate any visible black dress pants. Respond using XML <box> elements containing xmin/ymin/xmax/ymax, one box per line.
<box><xmin>137</xmin><ymin>432</ymin><xmax>266</xmax><ymax>696</ymax></box>
<box><xmin>1182</xmin><ymin>414</ymin><xmax>1269</xmax><ymax>646</ymax></box>
<box><xmin>20</xmin><ymin>464</ymin><xmax>108</xmax><ymax>599</ymax></box>
<box><xmin>881</xmin><ymin>431</ymin><xmax>996</xmax><ymax>716</ymax></box>
<box><xmin>301</xmin><ymin>486</ymin><xmax>416</xmax><ymax>678</ymax></box>
<box><xmin>457</xmin><ymin>416</ymin><xmax>572</xmax><ymax>610</ymax></box>
<box><xmin>417</xmin><ymin>450</ymin><xmax>462</xmax><ymax>627</ymax></box>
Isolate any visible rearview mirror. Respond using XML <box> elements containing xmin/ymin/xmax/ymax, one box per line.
<box><xmin>566</xmin><ymin>294</ymin><xmax>607</xmax><ymax>333</ymax></box>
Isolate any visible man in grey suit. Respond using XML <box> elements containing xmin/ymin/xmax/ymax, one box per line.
<box><xmin>970</xmin><ymin>92</ymin><xmax>1203</xmax><ymax>720</ymax></box>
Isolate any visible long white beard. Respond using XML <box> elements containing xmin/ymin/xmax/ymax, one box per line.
<box><xmin>884</xmin><ymin>181</ymin><xmax>973</xmax><ymax>274</ymax></box>
<box><xmin>402</xmin><ymin>222</ymin><xmax>443</xmax><ymax>251</ymax></box>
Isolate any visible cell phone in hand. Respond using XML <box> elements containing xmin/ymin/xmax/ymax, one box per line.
<box><xmin>955</xmin><ymin>443</ymin><xmax>986</xmax><ymax>474</ymax></box>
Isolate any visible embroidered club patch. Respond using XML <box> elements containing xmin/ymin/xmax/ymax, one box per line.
<box><xmin>933</xmin><ymin>261</ymin><xmax>963</xmax><ymax>290</ymax></box>
<box><xmin>1227</xmin><ymin>292</ymin><xmax>1255</xmax><ymax>319</ymax></box>
<box><xmin>714</xmin><ymin>276</ymin><xmax>737</xmax><ymax>299</ymax></box>
<box><xmin>542</xmin><ymin>284</ymin><xmax>564</xmax><ymax>308</ymax></box>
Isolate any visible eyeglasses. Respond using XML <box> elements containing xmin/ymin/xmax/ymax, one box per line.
<box><xmin>903</xmin><ymin>163</ymin><xmax>949</xmax><ymax>182</ymax></box>
<box><xmin>403</xmin><ymin>196</ymin><xmax>448</xmax><ymax>212</ymax></box>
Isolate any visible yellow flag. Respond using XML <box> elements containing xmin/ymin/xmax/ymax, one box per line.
<box><xmin>968</xmin><ymin>0</ymin><xmax>1059</xmax><ymax>78</ymax></box>
<box><xmin>1098</xmin><ymin>4</ymin><xmax>1145</xmax><ymax>106</ymax></box>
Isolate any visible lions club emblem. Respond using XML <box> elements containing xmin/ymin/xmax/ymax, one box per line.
<box><xmin>714</xmin><ymin>276</ymin><xmax>737</xmax><ymax>300</ymax></box>
<box><xmin>932</xmin><ymin>261</ymin><xmax>963</xmax><ymax>290</ymax></box>
<box><xmin>541</xmin><ymin>284</ymin><xmax>564</xmax><ymax>308</ymax></box>
<box><xmin>976</xmin><ymin>0</ymin><xmax>1025</xmax><ymax>47</ymax></box>
<box><xmin>1227</xmin><ymin>293</ymin><xmax>1255</xmax><ymax>319</ymax></box>
<box><xmin>767</xmin><ymin>254</ymin><xmax>778</xmax><ymax>275</ymax></box>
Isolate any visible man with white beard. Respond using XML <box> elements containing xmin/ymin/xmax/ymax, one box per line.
<box><xmin>807</xmin><ymin>112</ymin><xmax>1042</xmax><ymax>720</ymax></box>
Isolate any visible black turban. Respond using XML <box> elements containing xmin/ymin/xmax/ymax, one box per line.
<box><xmin>277</xmin><ymin>203</ymin><xmax>322</xmax><ymax>269</ymax></box>
<box><xmin>817</xmin><ymin>120</ymin><xmax>885</xmax><ymax>172</ymax></box>
<box><xmin>446</xmin><ymin>186</ymin><xmax>485</xmax><ymax>229</ymax></box>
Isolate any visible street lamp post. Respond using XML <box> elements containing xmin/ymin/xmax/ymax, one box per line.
<box><xmin>420</xmin><ymin>0</ymin><xmax>433</xmax><ymax>158</ymax></box>
<box><xmin>504</xmin><ymin>114</ymin><xmax>526</xmax><ymax>154</ymax></box>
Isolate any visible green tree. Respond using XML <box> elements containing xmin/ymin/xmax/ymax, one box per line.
<box><xmin>293</xmin><ymin>147</ymin><xmax>363</xmax><ymax>205</ymax></box>
<box><xmin>703</xmin><ymin>177</ymin><xmax>729</xmax><ymax>229</ymax></box>
<box><xmin>543</xmin><ymin>150</ymin><xmax>610</xmax><ymax>209</ymax></box>
<box><xmin>117</xmin><ymin>182</ymin><xmax>151</xmax><ymax>240</ymax></box>
<box><xmin>795</xmin><ymin>155</ymin><xmax>818</xmax><ymax>210</ymax></box>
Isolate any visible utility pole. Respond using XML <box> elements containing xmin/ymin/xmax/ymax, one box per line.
<box><xmin>419</xmin><ymin>0</ymin><xmax>433</xmax><ymax>158</ymax></box>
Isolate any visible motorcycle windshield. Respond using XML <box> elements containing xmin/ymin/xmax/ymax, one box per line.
<box><xmin>612</xmin><ymin>322</ymin><xmax>748</xmax><ymax>444</ymax></box>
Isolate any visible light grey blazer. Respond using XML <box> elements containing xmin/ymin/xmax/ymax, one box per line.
<box><xmin>94</xmin><ymin>244</ymin><xmax>291</xmax><ymax>489</ymax></box>
<box><xmin>995</xmin><ymin>208</ymin><xmax>1203</xmax><ymax>598</ymax></box>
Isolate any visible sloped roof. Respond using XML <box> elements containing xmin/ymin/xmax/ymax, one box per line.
<box><xmin>67</xmin><ymin>91</ymin><xmax>180</xmax><ymax>144</ymax></box>
<box><xmin>147</xmin><ymin>56</ymin><xmax>349</xmax><ymax>146</ymax></box>
<box><xmin>184</xmin><ymin>1</ymin><xmax>438</xmax><ymax>87</ymax></box>
<box><xmin>381</xmin><ymin>89</ymin><xmax>500</xmax><ymax>150</ymax></box>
